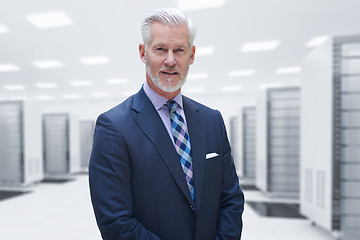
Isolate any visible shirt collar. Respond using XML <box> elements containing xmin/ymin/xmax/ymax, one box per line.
<box><xmin>143</xmin><ymin>80</ymin><xmax>183</xmax><ymax>110</ymax></box>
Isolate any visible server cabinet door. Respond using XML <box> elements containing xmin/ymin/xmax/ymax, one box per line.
<box><xmin>243</xmin><ymin>107</ymin><xmax>256</xmax><ymax>180</ymax></box>
<box><xmin>43</xmin><ymin>114</ymin><xmax>69</xmax><ymax>174</ymax></box>
<box><xmin>267</xmin><ymin>88</ymin><xmax>300</xmax><ymax>196</ymax></box>
<box><xmin>0</xmin><ymin>101</ymin><xmax>23</xmax><ymax>184</ymax></box>
<box><xmin>335</xmin><ymin>39</ymin><xmax>360</xmax><ymax>240</ymax></box>
<box><xmin>80</xmin><ymin>120</ymin><xmax>94</xmax><ymax>169</ymax></box>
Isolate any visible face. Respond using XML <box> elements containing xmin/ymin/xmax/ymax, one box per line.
<box><xmin>139</xmin><ymin>22</ymin><xmax>195</xmax><ymax>99</ymax></box>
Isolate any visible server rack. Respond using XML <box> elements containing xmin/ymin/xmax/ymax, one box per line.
<box><xmin>43</xmin><ymin>113</ymin><xmax>80</xmax><ymax>177</ymax></box>
<box><xmin>334</xmin><ymin>36</ymin><xmax>360</xmax><ymax>240</ymax></box>
<box><xmin>0</xmin><ymin>101</ymin><xmax>43</xmax><ymax>186</ymax></box>
<box><xmin>301</xmin><ymin>35</ymin><xmax>360</xmax><ymax>240</ymax></box>
<box><xmin>238</xmin><ymin>107</ymin><xmax>257</xmax><ymax>185</ymax></box>
<box><xmin>80</xmin><ymin>120</ymin><xmax>95</xmax><ymax>171</ymax></box>
<box><xmin>229</xmin><ymin>116</ymin><xmax>239</xmax><ymax>169</ymax></box>
<box><xmin>256</xmin><ymin>87</ymin><xmax>301</xmax><ymax>198</ymax></box>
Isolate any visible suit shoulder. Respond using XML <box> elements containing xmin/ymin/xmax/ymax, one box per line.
<box><xmin>99</xmin><ymin>95</ymin><xmax>134</xmax><ymax>122</ymax></box>
<box><xmin>183</xmin><ymin>95</ymin><xmax>220</xmax><ymax>116</ymax></box>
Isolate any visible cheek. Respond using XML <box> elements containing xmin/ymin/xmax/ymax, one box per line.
<box><xmin>148</xmin><ymin>57</ymin><xmax>163</xmax><ymax>71</ymax></box>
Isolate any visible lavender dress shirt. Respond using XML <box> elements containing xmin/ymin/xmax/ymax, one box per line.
<box><xmin>143</xmin><ymin>81</ymin><xmax>188</xmax><ymax>147</ymax></box>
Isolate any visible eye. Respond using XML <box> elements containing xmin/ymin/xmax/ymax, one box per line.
<box><xmin>156</xmin><ymin>47</ymin><xmax>166</xmax><ymax>51</ymax></box>
<box><xmin>175</xmin><ymin>48</ymin><xmax>184</xmax><ymax>53</ymax></box>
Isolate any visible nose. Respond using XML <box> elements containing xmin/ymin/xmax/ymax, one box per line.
<box><xmin>164</xmin><ymin>51</ymin><xmax>176</xmax><ymax>66</ymax></box>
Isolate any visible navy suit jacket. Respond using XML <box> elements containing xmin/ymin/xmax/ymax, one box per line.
<box><xmin>89</xmin><ymin>87</ymin><xmax>244</xmax><ymax>240</ymax></box>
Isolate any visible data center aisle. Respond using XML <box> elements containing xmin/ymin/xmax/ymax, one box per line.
<box><xmin>0</xmin><ymin>174</ymin><xmax>101</xmax><ymax>240</ymax></box>
<box><xmin>0</xmin><ymin>175</ymin><xmax>335</xmax><ymax>240</ymax></box>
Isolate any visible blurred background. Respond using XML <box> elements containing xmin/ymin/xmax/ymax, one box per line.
<box><xmin>0</xmin><ymin>0</ymin><xmax>359</xmax><ymax>239</ymax></box>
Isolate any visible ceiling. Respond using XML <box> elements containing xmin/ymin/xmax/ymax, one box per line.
<box><xmin>0</xmin><ymin>0</ymin><xmax>359</xmax><ymax>103</ymax></box>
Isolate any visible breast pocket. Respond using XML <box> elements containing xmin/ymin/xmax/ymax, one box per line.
<box><xmin>202</xmin><ymin>154</ymin><xmax>222</xmax><ymax>212</ymax></box>
<box><xmin>204</xmin><ymin>154</ymin><xmax>222</xmax><ymax>189</ymax></box>
<box><xmin>205</xmin><ymin>154</ymin><xmax>222</xmax><ymax>168</ymax></box>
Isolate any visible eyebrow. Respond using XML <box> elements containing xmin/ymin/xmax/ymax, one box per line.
<box><xmin>152</xmin><ymin>42</ymin><xmax>188</xmax><ymax>49</ymax></box>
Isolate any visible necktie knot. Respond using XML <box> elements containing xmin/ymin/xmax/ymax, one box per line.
<box><xmin>167</xmin><ymin>100</ymin><xmax>177</xmax><ymax>115</ymax></box>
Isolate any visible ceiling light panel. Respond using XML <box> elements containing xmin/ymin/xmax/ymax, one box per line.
<box><xmin>26</xmin><ymin>11</ymin><xmax>72</xmax><ymax>28</ymax></box>
<box><xmin>306</xmin><ymin>36</ymin><xmax>329</xmax><ymax>47</ymax></box>
<box><xmin>92</xmin><ymin>92</ymin><xmax>110</xmax><ymax>98</ymax></box>
<box><xmin>196</xmin><ymin>46</ymin><xmax>214</xmax><ymax>56</ymax></box>
<box><xmin>35</xmin><ymin>82</ymin><xmax>58</xmax><ymax>89</ymax></box>
<box><xmin>10</xmin><ymin>96</ymin><xmax>28</xmax><ymax>101</ymax></box>
<box><xmin>178</xmin><ymin>0</ymin><xmax>225</xmax><ymax>10</ymax></box>
<box><xmin>69</xmin><ymin>80</ymin><xmax>92</xmax><ymax>86</ymax></box>
<box><xmin>3</xmin><ymin>84</ymin><xmax>26</xmax><ymax>91</ymax></box>
<box><xmin>184</xmin><ymin>88</ymin><xmax>205</xmax><ymax>94</ymax></box>
<box><xmin>64</xmin><ymin>94</ymin><xmax>81</xmax><ymax>100</ymax></box>
<box><xmin>221</xmin><ymin>85</ymin><xmax>242</xmax><ymax>92</ymax></box>
<box><xmin>33</xmin><ymin>60</ymin><xmax>63</xmax><ymax>69</ymax></box>
<box><xmin>228</xmin><ymin>69</ymin><xmax>255</xmax><ymax>77</ymax></box>
<box><xmin>258</xmin><ymin>83</ymin><xmax>283</xmax><ymax>89</ymax></box>
<box><xmin>187</xmin><ymin>72</ymin><xmax>208</xmax><ymax>80</ymax></box>
<box><xmin>106</xmin><ymin>78</ymin><xmax>128</xmax><ymax>84</ymax></box>
<box><xmin>241</xmin><ymin>40</ymin><xmax>280</xmax><ymax>52</ymax></box>
<box><xmin>276</xmin><ymin>66</ymin><xmax>302</xmax><ymax>74</ymax></box>
<box><xmin>37</xmin><ymin>95</ymin><xmax>54</xmax><ymax>101</ymax></box>
<box><xmin>79</xmin><ymin>56</ymin><xmax>110</xmax><ymax>65</ymax></box>
<box><xmin>122</xmin><ymin>90</ymin><xmax>137</xmax><ymax>97</ymax></box>
<box><xmin>0</xmin><ymin>24</ymin><xmax>9</xmax><ymax>33</ymax></box>
<box><xmin>0</xmin><ymin>64</ymin><xmax>20</xmax><ymax>72</ymax></box>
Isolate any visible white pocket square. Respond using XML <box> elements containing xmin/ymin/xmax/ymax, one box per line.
<box><xmin>206</xmin><ymin>152</ymin><xmax>219</xmax><ymax>159</ymax></box>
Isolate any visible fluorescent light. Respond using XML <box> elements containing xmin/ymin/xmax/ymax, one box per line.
<box><xmin>307</xmin><ymin>36</ymin><xmax>328</xmax><ymax>47</ymax></box>
<box><xmin>33</xmin><ymin>60</ymin><xmax>63</xmax><ymax>69</ymax></box>
<box><xmin>37</xmin><ymin>95</ymin><xmax>54</xmax><ymax>101</ymax></box>
<box><xmin>35</xmin><ymin>82</ymin><xmax>58</xmax><ymax>89</ymax></box>
<box><xmin>187</xmin><ymin>72</ymin><xmax>208</xmax><ymax>80</ymax></box>
<box><xmin>92</xmin><ymin>92</ymin><xmax>110</xmax><ymax>98</ymax></box>
<box><xmin>258</xmin><ymin>83</ymin><xmax>283</xmax><ymax>89</ymax></box>
<box><xmin>221</xmin><ymin>85</ymin><xmax>242</xmax><ymax>92</ymax></box>
<box><xmin>69</xmin><ymin>80</ymin><xmax>92</xmax><ymax>87</ymax></box>
<box><xmin>0</xmin><ymin>24</ymin><xmax>9</xmax><ymax>33</ymax></box>
<box><xmin>64</xmin><ymin>94</ymin><xmax>81</xmax><ymax>100</ymax></box>
<box><xmin>106</xmin><ymin>78</ymin><xmax>128</xmax><ymax>84</ymax></box>
<box><xmin>3</xmin><ymin>84</ymin><xmax>26</xmax><ymax>91</ymax></box>
<box><xmin>196</xmin><ymin>46</ymin><xmax>214</xmax><ymax>56</ymax></box>
<box><xmin>79</xmin><ymin>56</ymin><xmax>110</xmax><ymax>65</ymax></box>
<box><xmin>184</xmin><ymin>88</ymin><xmax>205</xmax><ymax>94</ymax></box>
<box><xmin>276</xmin><ymin>66</ymin><xmax>302</xmax><ymax>74</ymax></box>
<box><xmin>26</xmin><ymin>11</ymin><xmax>72</xmax><ymax>28</ymax></box>
<box><xmin>241</xmin><ymin>40</ymin><xmax>279</xmax><ymax>52</ymax></box>
<box><xmin>122</xmin><ymin>90</ymin><xmax>137</xmax><ymax>97</ymax></box>
<box><xmin>0</xmin><ymin>64</ymin><xmax>20</xmax><ymax>72</ymax></box>
<box><xmin>178</xmin><ymin>0</ymin><xmax>225</xmax><ymax>10</ymax></box>
<box><xmin>228</xmin><ymin>69</ymin><xmax>255</xmax><ymax>77</ymax></box>
<box><xmin>10</xmin><ymin>96</ymin><xmax>28</xmax><ymax>101</ymax></box>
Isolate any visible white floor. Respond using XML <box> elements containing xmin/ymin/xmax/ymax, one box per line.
<box><xmin>0</xmin><ymin>175</ymin><xmax>336</xmax><ymax>240</ymax></box>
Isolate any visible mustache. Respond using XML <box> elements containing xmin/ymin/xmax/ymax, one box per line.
<box><xmin>159</xmin><ymin>67</ymin><xmax>181</xmax><ymax>72</ymax></box>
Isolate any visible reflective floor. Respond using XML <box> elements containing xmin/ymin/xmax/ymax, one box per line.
<box><xmin>0</xmin><ymin>175</ymin><xmax>335</xmax><ymax>240</ymax></box>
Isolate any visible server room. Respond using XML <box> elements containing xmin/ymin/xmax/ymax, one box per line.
<box><xmin>0</xmin><ymin>0</ymin><xmax>359</xmax><ymax>239</ymax></box>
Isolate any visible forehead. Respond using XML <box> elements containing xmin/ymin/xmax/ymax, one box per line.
<box><xmin>149</xmin><ymin>22</ymin><xmax>190</xmax><ymax>47</ymax></box>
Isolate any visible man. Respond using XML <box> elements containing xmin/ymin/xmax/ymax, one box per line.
<box><xmin>89</xmin><ymin>8</ymin><xmax>244</xmax><ymax>240</ymax></box>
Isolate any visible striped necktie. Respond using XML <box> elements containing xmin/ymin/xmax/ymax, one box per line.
<box><xmin>167</xmin><ymin>100</ymin><xmax>195</xmax><ymax>201</ymax></box>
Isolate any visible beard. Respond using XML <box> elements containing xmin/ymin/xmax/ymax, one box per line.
<box><xmin>145</xmin><ymin>60</ymin><xmax>188</xmax><ymax>93</ymax></box>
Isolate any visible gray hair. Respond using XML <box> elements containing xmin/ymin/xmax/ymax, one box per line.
<box><xmin>141</xmin><ymin>8</ymin><xmax>196</xmax><ymax>48</ymax></box>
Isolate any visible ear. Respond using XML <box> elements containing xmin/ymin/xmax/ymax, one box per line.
<box><xmin>139</xmin><ymin>44</ymin><xmax>146</xmax><ymax>63</ymax></box>
<box><xmin>190</xmin><ymin>45</ymin><xmax>195</xmax><ymax>65</ymax></box>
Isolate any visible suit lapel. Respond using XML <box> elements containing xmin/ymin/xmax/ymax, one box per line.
<box><xmin>131</xmin><ymin>88</ymin><xmax>193</xmax><ymax>205</ymax></box>
<box><xmin>183</xmin><ymin>96</ymin><xmax>206</xmax><ymax>211</ymax></box>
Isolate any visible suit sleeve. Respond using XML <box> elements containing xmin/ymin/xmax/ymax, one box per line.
<box><xmin>215</xmin><ymin>111</ymin><xmax>245</xmax><ymax>240</ymax></box>
<box><xmin>89</xmin><ymin>113</ymin><xmax>161</xmax><ymax>240</ymax></box>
